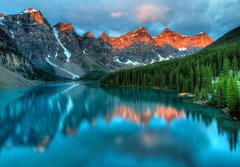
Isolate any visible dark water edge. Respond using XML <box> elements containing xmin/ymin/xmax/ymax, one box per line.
<box><xmin>0</xmin><ymin>81</ymin><xmax>240</xmax><ymax>167</ymax></box>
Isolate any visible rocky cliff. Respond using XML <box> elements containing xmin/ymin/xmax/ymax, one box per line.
<box><xmin>0</xmin><ymin>28</ymin><xmax>33</xmax><ymax>78</ymax></box>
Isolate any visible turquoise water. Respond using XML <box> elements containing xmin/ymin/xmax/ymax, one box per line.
<box><xmin>0</xmin><ymin>82</ymin><xmax>240</xmax><ymax>167</ymax></box>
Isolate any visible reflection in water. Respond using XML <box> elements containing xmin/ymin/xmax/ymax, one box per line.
<box><xmin>0</xmin><ymin>82</ymin><xmax>240</xmax><ymax>167</ymax></box>
<box><xmin>112</xmin><ymin>105</ymin><xmax>185</xmax><ymax>126</ymax></box>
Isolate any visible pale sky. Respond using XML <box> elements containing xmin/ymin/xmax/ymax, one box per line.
<box><xmin>0</xmin><ymin>0</ymin><xmax>240</xmax><ymax>39</ymax></box>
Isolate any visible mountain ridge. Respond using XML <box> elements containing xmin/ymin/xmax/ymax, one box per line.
<box><xmin>99</xmin><ymin>27</ymin><xmax>214</xmax><ymax>50</ymax></box>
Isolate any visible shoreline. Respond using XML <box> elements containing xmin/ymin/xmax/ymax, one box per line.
<box><xmin>101</xmin><ymin>84</ymin><xmax>240</xmax><ymax>123</ymax></box>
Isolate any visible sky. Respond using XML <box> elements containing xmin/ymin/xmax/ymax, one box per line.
<box><xmin>0</xmin><ymin>0</ymin><xmax>240</xmax><ymax>39</ymax></box>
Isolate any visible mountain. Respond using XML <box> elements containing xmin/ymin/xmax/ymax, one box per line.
<box><xmin>0</xmin><ymin>8</ymin><xmax>114</xmax><ymax>80</ymax></box>
<box><xmin>99</xmin><ymin>27</ymin><xmax>214</xmax><ymax>65</ymax></box>
<box><xmin>0</xmin><ymin>8</ymin><xmax>214</xmax><ymax>83</ymax></box>
<box><xmin>100</xmin><ymin>26</ymin><xmax>240</xmax><ymax>89</ymax></box>
<box><xmin>102</xmin><ymin>27</ymin><xmax>213</xmax><ymax>50</ymax></box>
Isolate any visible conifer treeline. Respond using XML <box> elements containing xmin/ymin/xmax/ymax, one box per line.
<box><xmin>100</xmin><ymin>41</ymin><xmax>240</xmax><ymax>114</ymax></box>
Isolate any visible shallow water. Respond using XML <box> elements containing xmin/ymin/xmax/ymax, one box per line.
<box><xmin>0</xmin><ymin>82</ymin><xmax>239</xmax><ymax>167</ymax></box>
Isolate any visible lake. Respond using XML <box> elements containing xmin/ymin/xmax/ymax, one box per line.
<box><xmin>0</xmin><ymin>82</ymin><xmax>240</xmax><ymax>167</ymax></box>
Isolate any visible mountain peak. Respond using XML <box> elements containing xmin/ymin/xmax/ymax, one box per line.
<box><xmin>100</xmin><ymin>32</ymin><xmax>109</xmax><ymax>42</ymax></box>
<box><xmin>83</xmin><ymin>32</ymin><xmax>95</xmax><ymax>38</ymax></box>
<box><xmin>100</xmin><ymin>32</ymin><xmax>109</xmax><ymax>37</ymax></box>
<box><xmin>54</xmin><ymin>22</ymin><xmax>74</xmax><ymax>32</ymax></box>
<box><xmin>133</xmin><ymin>26</ymin><xmax>149</xmax><ymax>34</ymax></box>
<box><xmin>163</xmin><ymin>28</ymin><xmax>172</xmax><ymax>32</ymax></box>
<box><xmin>161</xmin><ymin>28</ymin><xmax>179</xmax><ymax>35</ymax></box>
<box><xmin>22</xmin><ymin>8</ymin><xmax>45</xmax><ymax>24</ymax></box>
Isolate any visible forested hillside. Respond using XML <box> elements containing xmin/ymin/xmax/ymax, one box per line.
<box><xmin>100</xmin><ymin>26</ymin><xmax>240</xmax><ymax>115</ymax></box>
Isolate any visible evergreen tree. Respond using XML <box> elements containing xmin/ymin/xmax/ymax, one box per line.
<box><xmin>226</xmin><ymin>76</ymin><xmax>239</xmax><ymax>114</ymax></box>
<box><xmin>232</xmin><ymin>56</ymin><xmax>238</xmax><ymax>75</ymax></box>
<box><xmin>194</xmin><ymin>85</ymin><xmax>200</xmax><ymax>101</ymax></box>
<box><xmin>214</xmin><ymin>76</ymin><xmax>227</xmax><ymax>108</ymax></box>
<box><xmin>223</xmin><ymin>57</ymin><xmax>229</xmax><ymax>76</ymax></box>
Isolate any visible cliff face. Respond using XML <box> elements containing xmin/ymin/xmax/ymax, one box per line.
<box><xmin>1</xmin><ymin>10</ymin><xmax>67</xmax><ymax>67</ymax></box>
<box><xmin>80</xmin><ymin>31</ymin><xmax>113</xmax><ymax>65</ymax></box>
<box><xmin>0</xmin><ymin>29</ymin><xmax>33</xmax><ymax>79</ymax></box>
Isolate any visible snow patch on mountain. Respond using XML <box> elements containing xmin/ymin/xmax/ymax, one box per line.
<box><xmin>178</xmin><ymin>48</ymin><xmax>188</xmax><ymax>51</ymax></box>
<box><xmin>53</xmin><ymin>28</ymin><xmax>71</xmax><ymax>62</ymax></box>
<box><xmin>125</xmin><ymin>60</ymin><xmax>144</xmax><ymax>66</ymax></box>
<box><xmin>150</xmin><ymin>59</ymin><xmax>156</xmax><ymax>64</ymax></box>
<box><xmin>83</xmin><ymin>49</ymin><xmax>87</xmax><ymax>55</ymax></box>
<box><xmin>9</xmin><ymin>30</ymin><xmax>15</xmax><ymax>38</ymax></box>
<box><xmin>113</xmin><ymin>57</ymin><xmax>144</xmax><ymax>66</ymax></box>
<box><xmin>45</xmin><ymin>57</ymin><xmax>58</xmax><ymax>67</ymax></box>
<box><xmin>158</xmin><ymin>54</ymin><xmax>169</xmax><ymax>61</ymax></box>
<box><xmin>45</xmin><ymin>57</ymin><xmax>79</xmax><ymax>79</ymax></box>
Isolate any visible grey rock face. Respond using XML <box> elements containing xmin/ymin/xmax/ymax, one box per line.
<box><xmin>2</xmin><ymin>13</ymin><xmax>67</xmax><ymax>67</ymax></box>
<box><xmin>79</xmin><ymin>33</ymin><xmax>113</xmax><ymax>65</ymax></box>
<box><xmin>0</xmin><ymin>28</ymin><xmax>33</xmax><ymax>79</ymax></box>
<box><xmin>112</xmin><ymin>43</ymin><xmax>201</xmax><ymax>64</ymax></box>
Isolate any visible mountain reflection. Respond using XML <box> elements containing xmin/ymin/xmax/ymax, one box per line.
<box><xmin>0</xmin><ymin>82</ymin><xmax>239</xmax><ymax>155</ymax></box>
<box><xmin>112</xmin><ymin>105</ymin><xmax>185</xmax><ymax>125</ymax></box>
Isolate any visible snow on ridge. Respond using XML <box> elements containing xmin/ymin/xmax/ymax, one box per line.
<box><xmin>178</xmin><ymin>48</ymin><xmax>187</xmax><ymax>51</ymax></box>
<box><xmin>113</xmin><ymin>57</ymin><xmax>122</xmax><ymax>64</ymax></box>
<box><xmin>53</xmin><ymin>28</ymin><xmax>71</xmax><ymax>62</ymax></box>
<box><xmin>158</xmin><ymin>54</ymin><xmax>169</xmax><ymax>61</ymax></box>
<box><xmin>125</xmin><ymin>60</ymin><xmax>144</xmax><ymax>66</ymax></box>
<box><xmin>45</xmin><ymin>57</ymin><xmax>79</xmax><ymax>79</ymax></box>
<box><xmin>113</xmin><ymin>57</ymin><xmax>144</xmax><ymax>66</ymax></box>
<box><xmin>114</xmin><ymin>54</ymin><xmax>172</xmax><ymax>66</ymax></box>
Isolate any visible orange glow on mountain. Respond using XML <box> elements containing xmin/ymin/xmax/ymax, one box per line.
<box><xmin>154</xmin><ymin>28</ymin><xmax>214</xmax><ymax>49</ymax></box>
<box><xmin>55</xmin><ymin>22</ymin><xmax>74</xmax><ymax>31</ymax></box>
<box><xmin>100</xmin><ymin>27</ymin><xmax>214</xmax><ymax>50</ymax></box>
<box><xmin>105</xmin><ymin>27</ymin><xmax>153</xmax><ymax>49</ymax></box>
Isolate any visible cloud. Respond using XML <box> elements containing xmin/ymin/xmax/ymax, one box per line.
<box><xmin>135</xmin><ymin>4</ymin><xmax>171</xmax><ymax>25</ymax></box>
<box><xmin>111</xmin><ymin>12</ymin><xmax>123</xmax><ymax>18</ymax></box>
